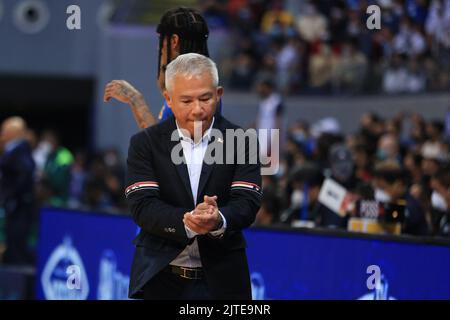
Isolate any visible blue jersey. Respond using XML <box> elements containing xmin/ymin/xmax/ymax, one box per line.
<box><xmin>158</xmin><ymin>99</ymin><xmax>223</xmax><ymax>122</ymax></box>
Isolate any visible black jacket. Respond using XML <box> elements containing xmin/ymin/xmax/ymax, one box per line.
<box><xmin>0</xmin><ymin>140</ymin><xmax>35</xmax><ymax>204</ymax></box>
<box><xmin>126</xmin><ymin>115</ymin><xmax>262</xmax><ymax>299</ymax></box>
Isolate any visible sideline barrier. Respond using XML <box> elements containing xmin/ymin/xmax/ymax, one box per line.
<box><xmin>36</xmin><ymin>207</ymin><xmax>450</xmax><ymax>300</ymax></box>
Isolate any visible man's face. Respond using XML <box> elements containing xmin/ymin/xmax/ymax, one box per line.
<box><xmin>164</xmin><ymin>71</ymin><xmax>223</xmax><ymax>138</ymax></box>
<box><xmin>0</xmin><ymin>122</ymin><xmax>13</xmax><ymax>147</ymax></box>
<box><xmin>422</xmin><ymin>158</ymin><xmax>439</xmax><ymax>176</ymax></box>
<box><xmin>256</xmin><ymin>83</ymin><xmax>270</xmax><ymax>98</ymax></box>
<box><xmin>384</xmin><ymin>180</ymin><xmax>405</xmax><ymax>200</ymax></box>
<box><xmin>0</xmin><ymin>123</ymin><xmax>7</xmax><ymax>147</ymax></box>
<box><xmin>431</xmin><ymin>178</ymin><xmax>445</xmax><ymax>196</ymax></box>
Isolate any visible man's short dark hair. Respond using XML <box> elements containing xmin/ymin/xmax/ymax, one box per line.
<box><xmin>258</xmin><ymin>77</ymin><xmax>275</xmax><ymax>89</ymax></box>
<box><xmin>374</xmin><ymin>161</ymin><xmax>408</xmax><ymax>185</ymax></box>
<box><xmin>433</xmin><ymin>166</ymin><xmax>450</xmax><ymax>188</ymax></box>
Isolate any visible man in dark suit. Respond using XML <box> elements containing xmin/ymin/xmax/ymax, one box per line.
<box><xmin>0</xmin><ymin>117</ymin><xmax>35</xmax><ymax>265</ymax></box>
<box><xmin>126</xmin><ymin>53</ymin><xmax>262</xmax><ymax>300</ymax></box>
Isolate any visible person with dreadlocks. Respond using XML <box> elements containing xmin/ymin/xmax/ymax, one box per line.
<box><xmin>103</xmin><ymin>7</ymin><xmax>221</xmax><ymax>129</ymax></box>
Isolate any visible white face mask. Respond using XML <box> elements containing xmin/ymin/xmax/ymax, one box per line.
<box><xmin>432</xmin><ymin>191</ymin><xmax>448</xmax><ymax>211</ymax></box>
<box><xmin>291</xmin><ymin>189</ymin><xmax>304</xmax><ymax>208</ymax></box>
<box><xmin>104</xmin><ymin>153</ymin><xmax>118</xmax><ymax>167</ymax></box>
<box><xmin>375</xmin><ymin>188</ymin><xmax>391</xmax><ymax>203</ymax></box>
<box><xmin>37</xmin><ymin>141</ymin><xmax>52</xmax><ymax>154</ymax></box>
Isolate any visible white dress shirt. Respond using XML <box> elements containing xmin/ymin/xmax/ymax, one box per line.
<box><xmin>170</xmin><ymin>117</ymin><xmax>227</xmax><ymax>268</ymax></box>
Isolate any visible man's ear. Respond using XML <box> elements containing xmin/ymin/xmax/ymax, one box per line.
<box><xmin>217</xmin><ymin>86</ymin><xmax>224</xmax><ymax>98</ymax></box>
<box><xmin>163</xmin><ymin>90</ymin><xmax>172</xmax><ymax>109</ymax></box>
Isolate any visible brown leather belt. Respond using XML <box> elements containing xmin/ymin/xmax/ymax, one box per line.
<box><xmin>166</xmin><ymin>265</ymin><xmax>203</xmax><ymax>280</ymax></box>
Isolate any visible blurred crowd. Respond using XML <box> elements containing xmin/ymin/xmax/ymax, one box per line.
<box><xmin>0</xmin><ymin>118</ymin><xmax>127</xmax><ymax>264</ymax></box>
<box><xmin>2</xmin><ymin>0</ymin><xmax>450</xmax><ymax>266</ymax></box>
<box><xmin>0</xmin><ymin>119</ymin><xmax>128</xmax><ymax>254</ymax></box>
<box><xmin>2</xmin><ymin>100</ymin><xmax>450</xmax><ymax>267</ymax></box>
<box><xmin>252</xmin><ymin>91</ymin><xmax>450</xmax><ymax>238</ymax></box>
<box><xmin>200</xmin><ymin>0</ymin><xmax>450</xmax><ymax>95</ymax></box>
<box><xmin>28</xmin><ymin>131</ymin><xmax>127</xmax><ymax>213</ymax></box>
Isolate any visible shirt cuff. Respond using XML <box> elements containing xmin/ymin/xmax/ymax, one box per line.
<box><xmin>209</xmin><ymin>210</ymin><xmax>227</xmax><ymax>237</ymax></box>
<box><xmin>185</xmin><ymin>210</ymin><xmax>198</xmax><ymax>239</ymax></box>
<box><xmin>185</xmin><ymin>225</ymin><xmax>198</xmax><ymax>239</ymax></box>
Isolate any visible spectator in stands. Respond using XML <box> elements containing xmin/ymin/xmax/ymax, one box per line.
<box><xmin>255</xmin><ymin>175</ymin><xmax>283</xmax><ymax>226</ymax></box>
<box><xmin>383</xmin><ymin>54</ymin><xmax>409</xmax><ymax>93</ymax></box>
<box><xmin>260</xmin><ymin>2</ymin><xmax>295</xmax><ymax>38</ymax></box>
<box><xmin>32</xmin><ymin>132</ymin><xmax>53</xmax><ymax>181</ymax></box>
<box><xmin>313</xmin><ymin>143</ymin><xmax>357</xmax><ymax>229</ymax></box>
<box><xmin>408</xmin><ymin>112</ymin><xmax>427</xmax><ymax>146</ymax></box>
<box><xmin>295</xmin><ymin>1</ymin><xmax>328</xmax><ymax>43</ymax></box>
<box><xmin>406</xmin><ymin>0</ymin><xmax>429</xmax><ymax>26</ymax></box>
<box><xmin>359</xmin><ymin>112</ymin><xmax>384</xmax><ymax>156</ymax></box>
<box><xmin>0</xmin><ymin>117</ymin><xmax>35</xmax><ymax>265</ymax></box>
<box><xmin>393</xmin><ymin>17</ymin><xmax>426</xmax><ymax>57</ymax></box>
<box><xmin>287</xmin><ymin>120</ymin><xmax>315</xmax><ymax>159</ymax></box>
<box><xmin>279</xmin><ymin>162</ymin><xmax>323</xmax><ymax>225</ymax></box>
<box><xmin>430</xmin><ymin>166</ymin><xmax>450</xmax><ymax>236</ymax></box>
<box><xmin>229</xmin><ymin>52</ymin><xmax>256</xmax><ymax>90</ymax></box>
<box><xmin>102</xmin><ymin>148</ymin><xmax>126</xmax><ymax>209</ymax></box>
<box><xmin>421</xmin><ymin>121</ymin><xmax>446</xmax><ymax>179</ymax></box>
<box><xmin>377</xmin><ymin>133</ymin><xmax>401</xmax><ymax>164</ymax></box>
<box><xmin>332</xmin><ymin>39</ymin><xmax>368</xmax><ymax>94</ymax></box>
<box><xmin>308</xmin><ymin>42</ymin><xmax>334</xmax><ymax>93</ymax></box>
<box><xmin>374</xmin><ymin>161</ymin><xmax>429</xmax><ymax>235</ymax></box>
<box><xmin>404</xmin><ymin>150</ymin><xmax>424</xmax><ymax>185</ymax></box>
<box><xmin>221</xmin><ymin>0</ymin><xmax>450</xmax><ymax>96</ymax></box>
<box><xmin>276</xmin><ymin>36</ymin><xmax>302</xmax><ymax>94</ymax></box>
<box><xmin>405</xmin><ymin>58</ymin><xmax>427</xmax><ymax>93</ymax></box>
<box><xmin>352</xmin><ymin>143</ymin><xmax>374</xmax><ymax>183</ymax></box>
<box><xmin>68</xmin><ymin>150</ymin><xmax>87</xmax><ymax>209</ymax></box>
<box><xmin>421</xmin><ymin>142</ymin><xmax>445</xmax><ymax>178</ymax></box>
<box><xmin>255</xmin><ymin>77</ymin><xmax>285</xmax><ymax>163</ymax></box>
<box><xmin>426</xmin><ymin>120</ymin><xmax>445</xmax><ymax>146</ymax></box>
<box><xmin>201</xmin><ymin>0</ymin><xmax>230</xmax><ymax>30</ymax></box>
<box><xmin>40</xmin><ymin>130</ymin><xmax>74</xmax><ymax>207</ymax></box>
<box><xmin>82</xmin><ymin>154</ymin><xmax>114</xmax><ymax>212</ymax></box>
<box><xmin>425</xmin><ymin>0</ymin><xmax>450</xmax><ymax>57</ymax></box>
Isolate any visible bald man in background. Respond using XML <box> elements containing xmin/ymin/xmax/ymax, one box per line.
<box><xmin>0</xmin><ymin>117</ymin><xmax>36</xmax><ymax>265</ymax></box>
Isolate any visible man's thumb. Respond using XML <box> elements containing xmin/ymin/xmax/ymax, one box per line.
<box><xmin>204</xmin><ymin>195</ymin><xmax>217</xmax><ymax>203</ymax></box>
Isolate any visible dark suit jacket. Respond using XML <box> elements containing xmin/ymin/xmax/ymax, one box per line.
<box><xmin>0</xmin><ymin>140</ymin><xmax>35</xmax><ymax>204</ymax></box>
<box><xmin>126</xmin><ymin>115</ymin><xmax>262</xmax><ymax>299</ymax></box>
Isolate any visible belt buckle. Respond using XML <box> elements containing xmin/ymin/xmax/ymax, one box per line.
<box><xmin>179</xmin><ymin>267</ymin><xmax>200</xmax><ymax>280</ymax></box>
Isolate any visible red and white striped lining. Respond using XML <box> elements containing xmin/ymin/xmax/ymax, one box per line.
<box><xmin>125</xmin><ymin>181</ymin><xmax>159</xmax><ymax>197</ymax></box>
<box><xmin>231</xmin><ymin>181</ymin><xmax>262</xmax><ymax>195</ymax></box>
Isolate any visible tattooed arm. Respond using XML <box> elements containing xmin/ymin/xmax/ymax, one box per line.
<box><xmin>104</xmin><ymin>80</ymin><xmax>157</xmax><ymax>129</ymax></box>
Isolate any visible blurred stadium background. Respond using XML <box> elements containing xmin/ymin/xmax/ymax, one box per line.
<box><xmin>0</xmin><ymin>0</ymin><xmax>450</xmax><ymax>299</ymax></box>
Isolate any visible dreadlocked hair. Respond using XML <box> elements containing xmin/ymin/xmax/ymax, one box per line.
<box><xmin>157</xmin><ymin>7</ymin><xmax>210</xmax><ymax>79</ymax></box>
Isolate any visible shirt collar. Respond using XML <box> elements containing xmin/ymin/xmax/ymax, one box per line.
<box><xmin>4</xmin><ymin>139</ymin><xmax>24</xmax><ymax>153</ymax></box>
<box><xmin>261</xmin><ymin>92</ymin><xmax>280</xmax><ymax>105</ymax></box>
<box><xmin>176</xmin><ymin>117</ymin><xmax>215</xmax><ymax>145</ymax></box>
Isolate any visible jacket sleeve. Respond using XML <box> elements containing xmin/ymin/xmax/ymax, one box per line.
<box><xmin>1</xmin><ymin>148</ymin><xmax>34</xmax><ymax>200</ymax></box>
<box><xmin>219</xmin><ymin>131</ymin><xmax>262</xmax><ymax>232</ymax></box>
<box><xmin>125</xmin><ymin>132</ymin><xmax>190</xmax><ymax>246</ymax></box>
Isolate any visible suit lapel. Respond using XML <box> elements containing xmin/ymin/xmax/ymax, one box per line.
<box><xmin>196</xmin><ymin>142</ymin><xmax>215</xmax><ymax>204</ymax></box>
<box><xmin>164</xmin><ymin>117</ymin><xmax>195</xmax><ymax>206</ymax></box>
<box><xmin>196</xmin><ymin>116</ymin><xmax>224</xmax><ymax>203</ymax></box>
